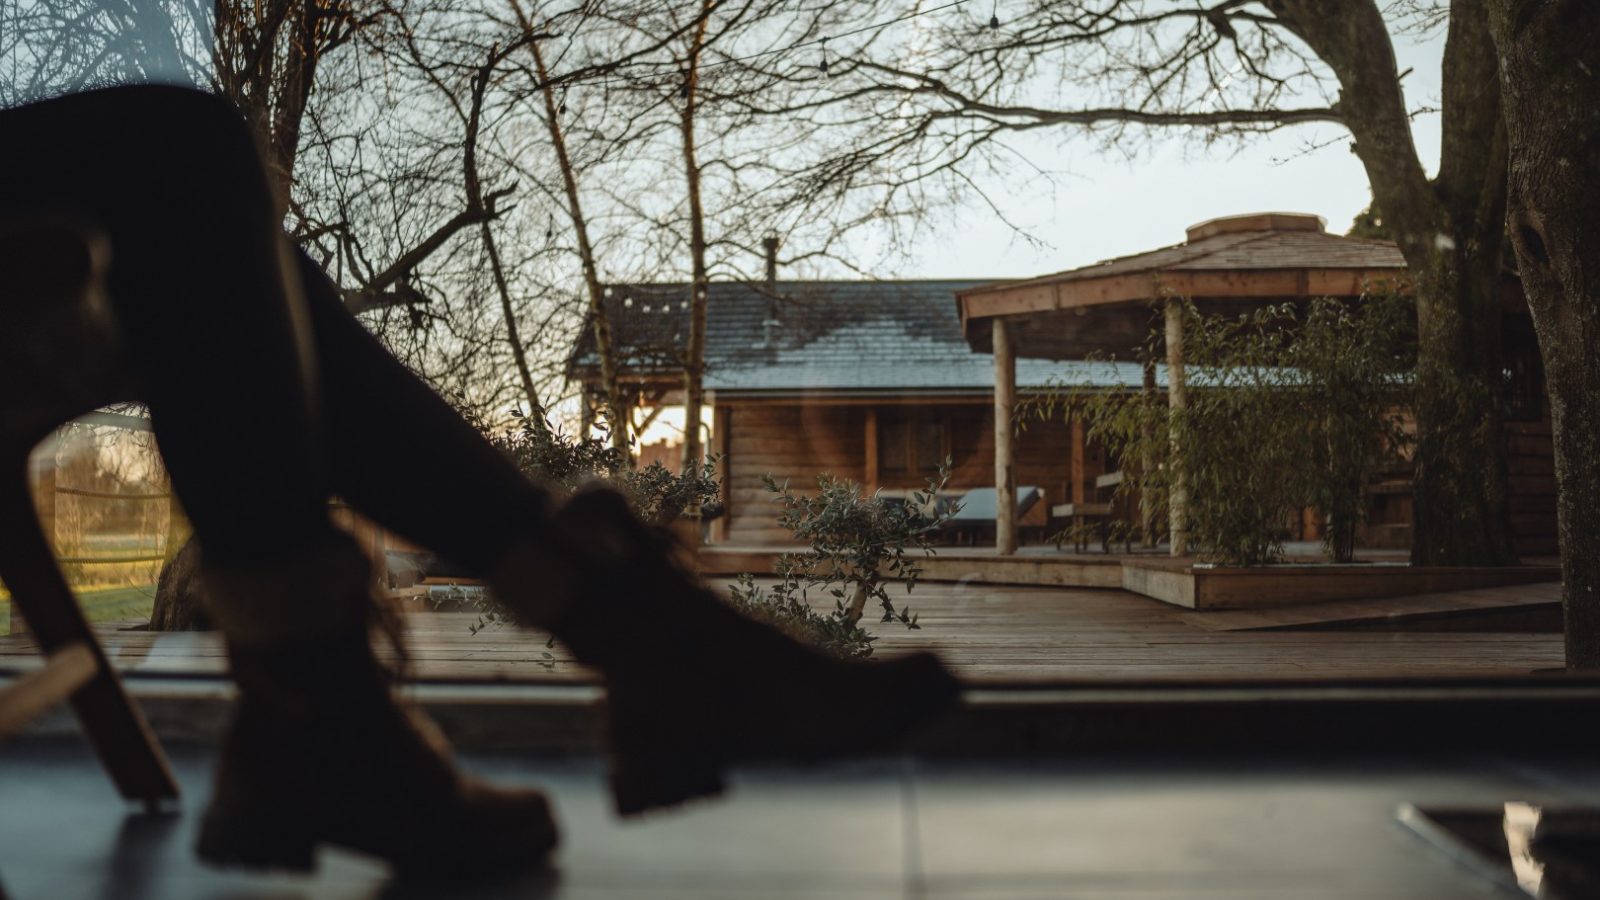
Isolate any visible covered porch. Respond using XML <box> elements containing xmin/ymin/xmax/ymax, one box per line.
<box><xmin>961</xmin><ymin>213</ymin><xmax>1412</xmax><ymax>557</ymax></box>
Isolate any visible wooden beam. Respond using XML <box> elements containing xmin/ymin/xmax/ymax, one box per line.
<box><xmin>0</xmin><ymin>472</ymin><xmax>179</xmax><ymax>804</ymax></box>
<box><xmin>993</xmin><ymin>319</ymin><xmax>1018</xmax><ymax>555</ymax></box>
<box><xmin>864</xmin><ymin>408</ymin><xmax>880</xmax><ymax>494</ymax></box>
<box><xmin>1165</xmin><ymin>297</ymin><xmax>1189</xmax><ymax>557</ymax></box>
<box><xmin>958</xmin><ymin>267</ymin><xmax>1409</xmax><ymax>322</ymax></box>
<box><xmin>713</xmin><ymin>394</ymin><xmax>994</xmax><ymax>408</ymax></box>
<box><xmin>0</xmin><ymin>642</ymin><xmax>96</xmax><ymax>739</ymax></box>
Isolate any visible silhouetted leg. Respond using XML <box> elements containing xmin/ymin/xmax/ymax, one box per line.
<box><xmin>2</xmin><ymin>86</ymin><xmax>562</xmax><ymax>872</ymax></box>
<box><xmin>0</xmin><ymin>85</ymin><xmax>332</xmax><ymax>564</ymax></box>
<box><xmin>2</xmin><ymin>86</ymin><xmax>555</xmax><ymax>575</ymax></box>
<box><xmin>290</xmin><ymin>252</ymin><xmax>554</xmax><ymax>573</ymax></box>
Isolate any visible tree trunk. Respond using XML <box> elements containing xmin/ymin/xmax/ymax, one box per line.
<box><xmin>530</xmin><ymin>40</ymin><xmax>627</xmax><ymax>455</ymax></box>
<box><xmin>845</xmin><ymin>581</ymin><xmax>870</xmax><ymax>626</ymax></box>
<box><xmin>149</xmin><ymin>537</ymin><xmax>210</xmax><ymax>632</ymax></box>
<box><xmin>212</xmin><ymin>0</ymin><xmax>321</xmax><ymax>219</ymax></box>
<box><xmin>1268</xmin><ymin>0</ymin><xmax>1517</xmax><ymax>565</ymax></box>
<box><xmin>678</xmin><ymin>5</ymin><xmax>714</xmax><ymax>475</ymax></box>
<box><xmin>479</xmin><ymin>220</ymin><xmax>545</xmax><ymax>423</ymax></box>
<box><xmin>465</xmin><ymin>52</ymin><xmax>546</xmax><ymax>427</ymax></box>
<box><xmin>1488</xmin><ymin>0</ymin><xmax>1600</xmax><ymax>668</ymax></box>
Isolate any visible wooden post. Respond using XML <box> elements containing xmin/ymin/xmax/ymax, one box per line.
<box><xmin>1164</xmin><ymin>298</ymin><xmax>1189</xmax><ymax>557</ymax></box>
<box><xmin>712</xmin><ymin>405</ymin><xmax>731</xmax><ymax>543</ymax></box>
<box><xmin>1069</xmin><ymin>414</ymin><xmax>1085</xmax><ymax>505</ymax></box>
<box><xmin>1140</xmin><ymin>359</ymin><xmax>1159</xmax><ymax>548</ymax></box>
<box><xmin>864</xmin><ymin>408</ymin><xmax>880</xmax><ymax>494</ymax></box>
<box><xmin>993</xmin><ymin>319</ymin><xmax>1017</xmax><ymax>555</ymax></box>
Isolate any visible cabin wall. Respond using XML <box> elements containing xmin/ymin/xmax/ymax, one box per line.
<box><xmin>1507</xmin><ymin>418</ymin><xmax>1558</xmax><ymax>557</ymax></box>
<box><xmin>716</xmin><ymin>400</ymin><xmax>1096</xmax><ymax>545</ymax></box>
<box><xmin>1347</xmin><ymin>411</ymin><xmax>1556</xmax><ymax>558</ymax></box>
<box><xmin>719</xmin><ymin>403</ymin><xmax>866</xmax><ymax>546</ymax></box>
<box><xmin>715</xmin><ymin>399</ymin><xmax>1556</xmax><ymax>556</ymax></box>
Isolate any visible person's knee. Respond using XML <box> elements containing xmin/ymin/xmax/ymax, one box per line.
<box><xmin>120</xmin><ymin>85</ymin><xmax>259</xmax><ymax>164</ymax></box>
<box><xmin>91</xmin><ymin>86</ymin><xmax>274</xmax><ymax>219</ymax></box>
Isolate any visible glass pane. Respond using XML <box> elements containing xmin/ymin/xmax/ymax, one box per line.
<box><xmin>912</xmin><ymin>418</ymin><xmax>943</xmax><ymax>475</ymax></box>
<box><xmin>880</xmin><ymin>417</ymin><xmax>910</xmax><ymax>475</ymax></box>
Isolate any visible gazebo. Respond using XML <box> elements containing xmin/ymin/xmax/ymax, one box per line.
<box><xmin>956</xmin><ymin>212</ymin><xmax>1410</xmax><ymax>556</ymax></box>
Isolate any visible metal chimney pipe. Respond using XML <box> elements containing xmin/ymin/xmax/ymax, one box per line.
<box><xmin>762</xmin><ymin>235</ymin><xmax>780</xmax><ymax>289</ymax></box>
<box><xmin>760</xmin><ymin>235</ymin><xmax>782</xmax><ymax>348</ymax></box>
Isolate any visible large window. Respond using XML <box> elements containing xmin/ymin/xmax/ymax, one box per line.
<box><xmin>878</xmin><ymin>410</ymin><xmax>949</xmax><ymax>482</ymax></box>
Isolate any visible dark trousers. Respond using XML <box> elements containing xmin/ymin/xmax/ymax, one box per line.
<box><xmin>1</xmin><ymin>85</ymin><xmax>551</xmax><ymax>571</ymax></box>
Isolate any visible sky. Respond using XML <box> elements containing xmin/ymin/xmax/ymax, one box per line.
<box><xmin>894</xmin><ymin>23</ymin><xmax>1447</xmax><ymax>281</ymax></box>
<box><xmin>633</xmin><ymin>14</ymin><xmax>1450</xmax><ymax>446</ymax></box>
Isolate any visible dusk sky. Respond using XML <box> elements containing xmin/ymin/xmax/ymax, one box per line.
<box><xmin>896</xmin><ymin>21</ymin><xmax>1445</xmax><ymax>281</ymax></box>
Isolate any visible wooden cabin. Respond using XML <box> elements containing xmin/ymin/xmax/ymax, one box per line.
<box><xmin>567</xmin><ymin>213</ymin><xmax>1556</xmax><ymax>558</ymax></box>
<box><xmin>565</xmin><ymin>279</ymin><xmax>1145</xmax><ymax>545</ymax></box>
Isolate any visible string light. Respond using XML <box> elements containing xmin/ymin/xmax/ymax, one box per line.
<box><xmin>989</xmin><ymin>0</ymin><xmax>999</xmax><ymax>29</ymax></box>
<box><xmin>818</xmin><ymin>37</ymin><xmax>829</xmax><ymax>75</ymax></box>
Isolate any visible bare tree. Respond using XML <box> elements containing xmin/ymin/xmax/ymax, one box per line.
<box><xmin>675</xmin><ymin>0</ymin><xmax>716</xmax><ymax>474</ymax></box>
<box><xmin>210</xmin><ymin>0</ymin><xmax>378</xmax><ymax>216</ymax></box>
<box><xmin>519</xmin><ymin>11</ymin><xmax>626</xmax><ymax>452</ymax></box>
<box><xmin>790</xmin><ymin>0</ymin><xmax>1514</xmax><ymax>566</ymax></box>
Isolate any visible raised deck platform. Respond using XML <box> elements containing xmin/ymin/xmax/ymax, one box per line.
<box><xmin>1119</xmin><ymin>560</ymin><xmax>1561</xmax><ymax>609</ymax></box>
<box><xmin>701</xmin><ymin>545</ymin><xmax>1129</xmax><ymax>589</ymax></box>
<box><xmin>699</xmin><ymin>545</ymin><xmax>1562</xmax><ymax>609</ymax></box>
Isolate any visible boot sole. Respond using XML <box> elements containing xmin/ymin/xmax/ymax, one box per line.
<box><xmin>197</xmin><ymin>808</ymin><xmax>561</xmax><ymax>878</ymax></box>
<box><xmin>607</xmin><ymin>652</ymin><xmax>962</xmax><ymax>817</ymax></box>
<box><xmin>196</xmin><ymin>810</ymin><xmax>316</xmax><ymax>873</ymax></box>
<box><xmin>610</xmin><ymin>752</ymin><xmax>728</xmax><ymax>816</ymax></box>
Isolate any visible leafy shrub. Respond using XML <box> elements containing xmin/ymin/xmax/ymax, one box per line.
<box><xmin>726</xmin><ymin>565</ymin><xmax>877</xmax><ymax>660</ymax></box>
<box><xmin>728</xmin><ymin>469</ymin><xmax>958</xmax><ymax>658</ymax></box>
<box><xmin>486</xmin><ymin>409</ymin><xmax>720</xmax><ymax>526</ymax></box>
<box><xmin>1285</xmin><ymin>294</ymin><xmax>1413</xmax><ymax>562</ymax></box>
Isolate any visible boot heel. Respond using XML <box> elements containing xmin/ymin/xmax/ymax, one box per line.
<box><xmin>196</xmin><ymin>810</ymin><xmax>317</xmax><ymax>873</ymax></box>
<box><xmin>609</xmin><ymin>752</ymin><xmax>726</xmax><ymax>816</ymax></box>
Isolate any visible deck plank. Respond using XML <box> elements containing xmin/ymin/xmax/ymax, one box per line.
<box><xmin>0</xmin><ymin>580</ymin><xmax>1566</xmax><ymax>684</ymax></box>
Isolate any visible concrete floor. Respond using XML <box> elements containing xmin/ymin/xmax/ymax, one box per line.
<box><xmin>3</xmin><ymin>738</ymin><xmax>1597</xmax><ymax>899</ymax></box>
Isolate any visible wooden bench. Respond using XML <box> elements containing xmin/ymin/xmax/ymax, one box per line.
<box><xmin>1050</xmin><ymin>502</ymin><xmax>1114</xmax><ymax>552</ymax></box>
<box><xmin>0</xmin><ymin>219</ymin><xmax>178</xmax><ymax>808</ymax></box>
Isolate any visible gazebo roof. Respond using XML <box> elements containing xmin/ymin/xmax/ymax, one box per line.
<box><xmin>958</xmin><ymin>213</ymin><xmax>1410</xmax><ymax>360</ymax></box>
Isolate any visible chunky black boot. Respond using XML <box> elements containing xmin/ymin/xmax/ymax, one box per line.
<box><xmin>493</xmin><ymin>486</ymin><xmax>961</xmax><ymax>816</ymax></box>
<box><xmin>196</xmin><ymin>533</ymin><xmax>559</xmax><ymax>877</ymax></box>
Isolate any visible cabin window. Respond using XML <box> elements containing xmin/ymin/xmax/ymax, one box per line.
<box><xmin>1503</xmin><ymin>330</ymin><xmax>1547</xmax><ymax>422</ymax></box>
<box><xmin>879</xmin><ymin>410</ymin><xmax>949</xmax><ymax>481</ymax></box>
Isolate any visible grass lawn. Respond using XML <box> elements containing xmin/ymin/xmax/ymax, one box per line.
<box><xmin>0</xmin><ymin>584</ymin><xmax>155</xmax><ymax>636</ymax></box>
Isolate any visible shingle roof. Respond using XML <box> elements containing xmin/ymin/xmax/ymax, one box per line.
<box><xmin>962</xmin><ymin>224</ymin><xmax>1407</xmax><ymax>298</ymax></box>
<box><xmin>566</xmin><ymin>280</ymin><xmax>1149</xmax><ymax>393</ymax></box>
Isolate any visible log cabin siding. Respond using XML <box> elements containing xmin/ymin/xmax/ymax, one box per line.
<box><xmin>713</xmin><ymin>399</ymin><xmax>1555</xmax><ymax>554</ymax></box>
<box><xmin>1507</xmin><ymin>418</ymin><xmax>1558</xmax><ymax>557</ymax></box>
<box><xmin>721</xmin><ymin>403</ymin><xmax>867</xmax><ymax>545</ymax></box>
<box><xmin>717</xmin><ymin>400</ymin><xmax>1094</xmax><ymax>543</ymax></box>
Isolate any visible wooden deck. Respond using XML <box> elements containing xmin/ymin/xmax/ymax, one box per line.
<box><xmin>0</xmin><ymin>580</ymin><xmax>1567</xmax><ymax>683</ymax></box>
